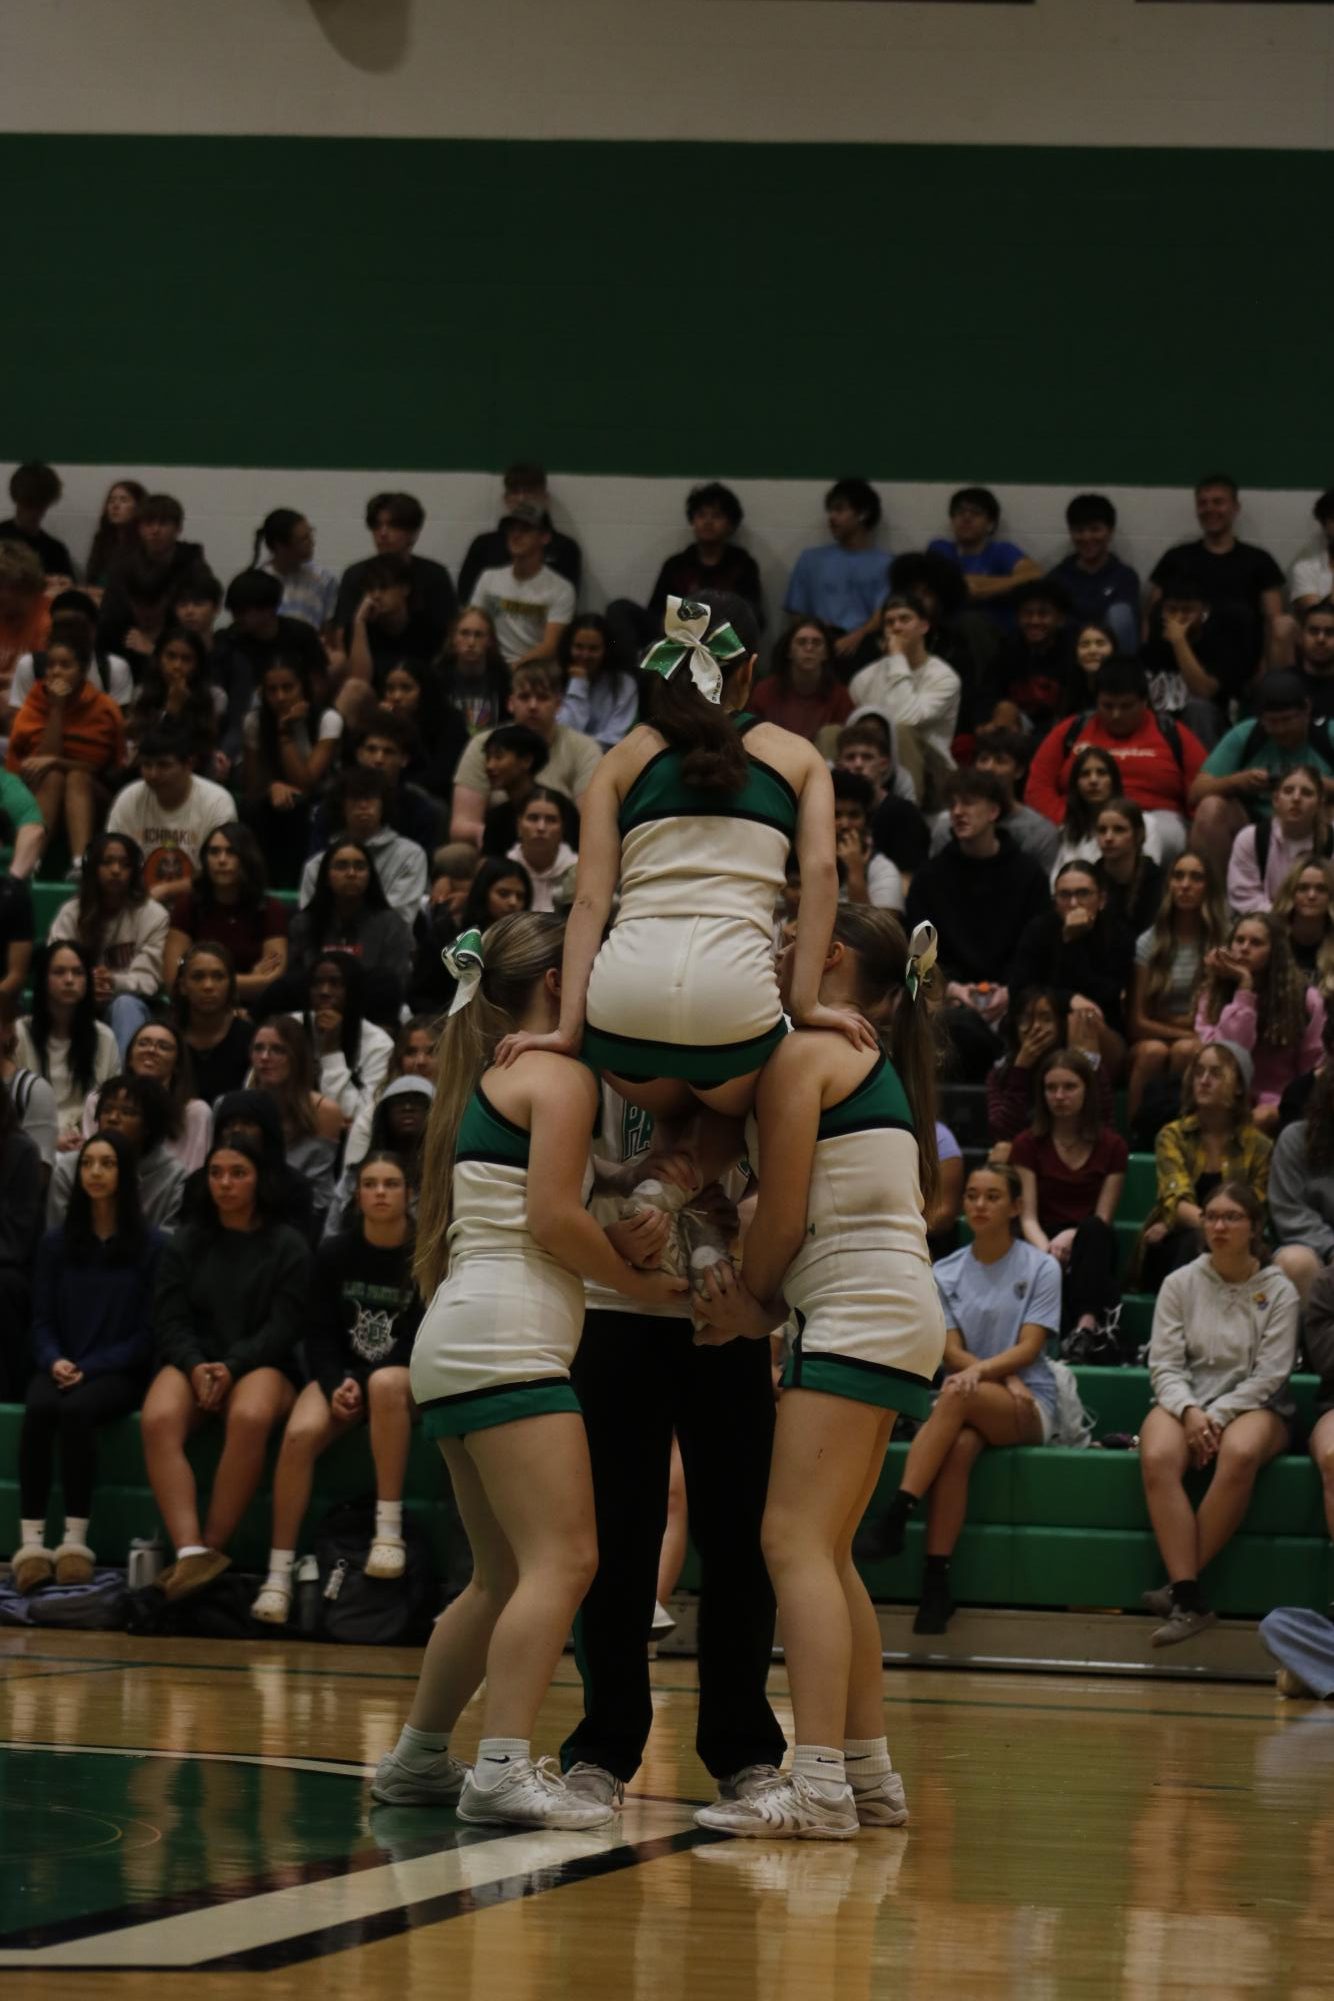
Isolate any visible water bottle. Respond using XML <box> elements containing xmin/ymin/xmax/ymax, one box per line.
<box><xmin>295</xmin><ymin>1555</ymin><xmax>321</xmax><ymax>1633</ymax></box>
<box><xmin>127</xmin><ymin>1537</ymin><xmax>165</xmax><ymax>1590</ymax></box>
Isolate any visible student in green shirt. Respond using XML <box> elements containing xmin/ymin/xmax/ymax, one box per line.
<box><xmin>0</xmin><ymin>767</ymin><xmax>45</xmax><ymax>882</ymax></box>
<box><xmin>1189</xmin><ymin>672</ymin><xmax>1334</xmax><ymax>877</ymax></box>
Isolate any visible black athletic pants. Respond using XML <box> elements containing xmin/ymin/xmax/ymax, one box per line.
<box><xmin>1063</xmin><ymin>1216</ymin><xmax>1121</xmax><ymax>1333</ymax></box>
<box><xmin>561</xmin><ymin>1310</ymin><xmax>786</xmax><ymax>1784</ymax></box>
<box><xmin>19</xmin><ymin>1370</ymin><xmax>144</xmax><ymax>1520</ymax></box>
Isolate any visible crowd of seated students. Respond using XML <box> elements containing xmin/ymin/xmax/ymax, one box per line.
<box><xmin>6</xmin><ymin>459</ymin><xmax>1334</xmax><ymax>1648</ymax></box>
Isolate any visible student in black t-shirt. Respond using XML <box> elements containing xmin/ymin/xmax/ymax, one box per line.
<box><xmin>252</xmin><ymin>1150</ymin><xmax>423</xmax><ymax>1624</ymax></box>
<box><xmin>212</xmin><ymin>571</ymin><xmax>326</xmax><ymax>763</ymax></box>
<box><xmin>456</xmin><ymin>462</ymin><xmax>582</xmax><ymax>605</ymax></box>
<box><xmin>335</xmin><ymin>491</ymin><xmax>457</xmax><ymax>655</ymax></box>
<box><xmin>606</xmin><ymin>481</ymin><xmax>763</xmax><ymax>677</ymax></box>
<box><xmin>0</xmin><ymin>462</ymin><xmax>73</xmax><ymax>581</ymax></box>
<box><xmin>982</xmin><ymin>578</ymin><xmax>1076</xmax><ymax>733</ymax></box>
<box><xmin>344</xmin><ymin>554</ymin><xmax>446</xmax><ymax>695</ymax></box>
<box><xmin>1141</xmin><ymin>569</ymin><xmax>1252</xmax><ymax>745</ymax></box>
<box><xmin>1148</xmin><ymin>474</ymin><xmax>1286</xmax><ymax>680</ymax></box>
<box><xmin>1298</xmin><ymin>601</ymin><xmax>1334</xmax><ymax>725</ymax></box>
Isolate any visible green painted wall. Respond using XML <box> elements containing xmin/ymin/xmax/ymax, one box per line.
<box><xmin>3</xmin><ymin>135</ymin><xmax>1326</xmax><ymax>484</ymax></box>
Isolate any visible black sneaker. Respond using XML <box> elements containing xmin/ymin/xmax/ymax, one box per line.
<box><xmin>852</xmin><ymin>1508</ymin><xmax>908</xmax><ymax>1564</ymax></box>
<box><xmin>912</xmin><ymin>1572</ymin><xmax>955</xmax><ymax>1635</ymax></box>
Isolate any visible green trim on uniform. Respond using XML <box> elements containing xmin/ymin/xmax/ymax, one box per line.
<box><xmin>817</xmin><ymin>1051</ymin><xmax>915</xmax><ymax>1142</ymax></box>
<box><xmin>583</xmin><ymin>1015</ymin><xmax>787</xmax><ymax>1083</ymax></box>
<box><xmin>456</xmin><ymin>1084</ymin><xmax>530</xmax><ymax>1167</ymax></box>
<box><xmin>782</xmin><ymin>1350</ymin><xmax>934</xmax><ymax>1419</ymax></box>
<box><xmin>420</xmin><ymin>1379</ymin><xmax>581</xmax><ymax>1439</ymax></box>
<box><xmin>619</xmin><ymin>724</ymin><xmax>798</xmax><ymax>839</ymax></box>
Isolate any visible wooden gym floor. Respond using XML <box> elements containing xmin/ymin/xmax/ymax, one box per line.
<box><xmin>1</xmin><ymin>1629</ymin><xmax>1330</xmax><ymax>1999</ymax></box>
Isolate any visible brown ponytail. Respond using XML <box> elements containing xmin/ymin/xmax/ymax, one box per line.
<box><xmin>830</xmin><ymin>906</ymin><xmax>942</xmax><ymax>1204</ymax></box>
<box><xmin>646</xmin><ymin>666</ymin><xmax>748</xmax><ymax>792</ymax></box>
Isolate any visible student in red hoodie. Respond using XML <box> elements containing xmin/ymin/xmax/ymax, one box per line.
<box><xmin>1025</xmin><ymin>658</ymin><xmax>1206</xmax><ymax>866</ymax></box>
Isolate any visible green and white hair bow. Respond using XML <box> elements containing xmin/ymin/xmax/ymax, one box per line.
<box><xmin>443</xmin><ymin>928</ymin><xmax>485</xmax><ymax>1015</ymax></box>
<box><xmin>640</xmin><ymin>595</ymin><xmax>748</xmax><ymax>706</ymax></box>
<box><xmin>905</xmin><ymin>921</ymin><xmax>938</xmax><ymax>1004</ymax></box>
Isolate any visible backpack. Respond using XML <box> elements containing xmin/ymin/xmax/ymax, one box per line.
<box><xmin>1252</xmin><ymin>817</ymin><xmax>1334</xmax><ymax>877</ymax></box>
<box><xmin>1061</xmin><ymin>711</ymin><xmax>1184</xmax><ymax>768</ymax></box>
<box><xmin>1047</xmin><ymin>1359</ymin><xmax>1097</xmax><ymax>1448</ymax></box>
<box><xmin>312</xmin><ymin>1498</ymin><xmax>436</xmax><ymax>1646</ymax></box>
<box><xmin>0</xmin><ymin>1568</ymin><xmax>130</xmax><ymax>1630</ymax></box>
<box><xmin>125</xmin><ymin>1571</ymin><xmax>269</xmax><ymax>1639</ymax></box>
<box><xmin>1237</xmin><ymin>716</ymin><xmax>1334</xmax><ymax>775</ymax></box>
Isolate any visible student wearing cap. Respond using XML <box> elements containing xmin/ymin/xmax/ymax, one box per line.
<box><xmin>1188</xmin><ymin>673</ymin><xmax>1334</xmax><ymax>878</ymax></box>
<box><xmin>469</xmin><ymin>502</ymin><xmax>576</xmax><ymax>670</ymax></box>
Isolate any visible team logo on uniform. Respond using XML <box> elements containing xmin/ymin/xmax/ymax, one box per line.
<box><xmin>351</xmin><ymin>1305</ymin><xmax>396</xmax><ymax>1361</ymax></box>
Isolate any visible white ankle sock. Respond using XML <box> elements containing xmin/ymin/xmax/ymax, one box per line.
<box><xmin>176</xmin><ymin>1544</ymin><xmax>208</xmax><ymax>1559</ymax></box>
<box><xmin>19</xmin><ymin>1519</ymin><xmax>45</xmax><ymax>1548</ymax></box>
<box><xmin>474</xmin><ymin>1737</ymin><xmax>529</xmax><ymax>1786</ymax></box>
<box><xmin>265</xmin><ymin>1549</ymin><xmax>295</xmax><ymax>1588</ymax></box>
<box><xmin>374</xmin><ymin>1502</ymin><xmax>403</xmax><ymax>1541</ymax></box>
<box><xmin>844</xmin><ymin>1736</ymin><xmax>893</xmax><ymax>1787</ymax></box>
<box><xmin>395</xmin><ymin>1722</ymin><xmax>450</xmax><ymax>1770</ymax></box>
<box><xmin>792</xmin><ymin>1745</ymin><xmax>847</xmax><ymax>1800</ymax></box>
<box><xmin>62</xmin><ymin>1517</ymin><xmax>90</xmax><ymax>1548</ymax></box>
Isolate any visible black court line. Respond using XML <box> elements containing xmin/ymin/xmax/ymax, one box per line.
<box><xmin>0</xmin><ymin>1665</ymin><xmax>124</xmax><ymax>1686</ymax></box>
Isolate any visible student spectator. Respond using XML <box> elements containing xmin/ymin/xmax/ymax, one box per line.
<box><xmin>248</xmin><ymin>1016</ymin><xmax>344</xmax><ymax>1147</ymax></box>
<box><xmin>16</xmin><ymin>941</ymin><xmax>119</xmax><ymax>1144</ymax></box>
<box><xmin>1011</xmin><ymin>1047</ymin><xmax>1127</xmax><ymax>1354</ymax></box>
<box><xmin>6</xmin><ymin>592</ymin><xmax>133</xmax><ymax>740</ymax></box>
<box><xmin>84</xmin><ymin>479</ymin><xmax>145</xmax><ymax>591</ymax></box>
<box><xmin>782</xmin><ymin>477</ymin><xmax>889</xmax><ymax>658</ymax></box>
<box><xmin>408</xmin><ymin>845</ymin><xmax>487</xmax><ymax>1015</ymax></box>
<box><xmin>849</xmin><ymin>593</ymin><xmax>961</xmax><ymax>804</ymax></box>
<box><xmin>11</xmin><ymin>1130</ymin><xmax>163</xmax><ymax>1590</ymax></box>
<box><xmin>456</xmin><ymin>462</ymin><xmax>581</xmax><ymax>605</ymax></box>
<box><xmin>341</xmin><ymin>705</ymin><xmax>444</xmax><ymax>852</ymax></box>
<box><xmin>926</xmin><ymin>1120</ymin><xmax>967</xmax><ymax>1258</ymax></box>
<box><xmin>0</xmin><ymin>462</ymin><xmax>73</xmax><ymax>580</ymax></box>
<box><xmin>1196</xmin><ymin>911</ymin><xmax>1324</xmax><ymax>1134</ymax></box>
<box><xmin>242</xmin><ymin>652</ymin><xmax>344</xmax><ymax>884</ymax></box>
<box><xmin>253</xmin><ymin>508</ymin><xmax>338</xmax><ymax>632</ymax></box>
<box><xmin>203</xmin><ymin>1087</ymin><xmax>330</xmax><ymax>1248</ymax></box>
<box><xmin>211</xmin><ymin>571</ymin><xmax>326</xmax><ymax>758</ymax></box>
<box><xmin>0</xmin><ymin>763</ymin><xmax>47</xmax><ymax>885</ymax></box>
<box><xmin>1140</xmin><ymin>1181</ymin><xmax>1297</xmax><ymax>1646</ymax></box>
<box><xmin>1268</xmin><ymin>1066</ymin><xmax>1334</xmax><ymax>1303</ymax></box>
<box><xmin>982</xmin><ymin>578</ymin><xmax>1076</xmax><ymax>732</ymax></box>
<box><xmin>927</xmin><ymin>733</ymin><xmax>1059</xmax><ymax>872</ymax></box>
<box><xmin>1142</xmin><ymin>571</ymin><xmax>1247</xmax><ymax>744</ymax></box>
<box><xmin>172</xmin><ymin>941</ymin><xmax>253</xmax><ymax>1108</ymax></box>
<box><xmin>459</xmin><ymin>855</ymin><xmax>532</xmax><ymax>933</ymax></box>
<box><xmin>126</xmin><ymin>628</ymin><xmax>223</xmax><ymax>774</ymax></box>
<box><xmin>1139</xmin><ymin>1046</ymin><xmax>1270</xmax><ymax>1289</ymax></box>
<box><xmin>1297</xmin><ymin>598</ymin><xmax>1334</xmax><ymax>725</ymax></box>
<box><xmin>48</xmin><ymin>834</ymin><xmax>168</xmax><ymax>1055</ymax></box>
<box><xmin>252</xmin><ymin>1150</ymin><xmax>423</xmax><ymax>1623</ymax></box>
<box><xmin>81</xmin><ymin>1019</ymin><xmax>211</xmax><ymax>1176</ymax></box>
<box><xmin>1301</xmin><ymin>1252</ymin><xmax>1334</xmax><ymax>1567</ymax></box>
<box><xmin>48</xmin><ymin>1073</ymin><xmax>184</xmax><ymax>1231</ymax></box>
<box><xmin>1189</xmin><ymin>672</ymin><xmax>1334</xmax><ymax>878</ymax></box>
<box><xmin>449</xmin><ymin>665</ymin><xmax>602</xmax><ymax>845</ymax></box>
<box><xmin>344</xmin><ymin>551</ymin><xmax>447</xmax><ymax>694</ymax></box>
<box><xmin>300</xmin><ymin>767</ymin><xmax>426</xmax><ymax>931</ymax></box>
<box><xmin>163</xmin><ymin>823</ymin><xmax>289</xmax><ymax>1007</ymax></box>
<box><xmin>340</xmin><ymin>1014</ymin><xmax>438</xmax><ymax>1173</ymax></box>
<box><xmin>832</xmin><ymin>770</ymin><xmax>904</xmax><ymax>911</ymax></box>
<box><xmin>298</xmin><ymin>953</ymin><xmax>394</xmax><ymax>1127</ymax></box>
<box><xmin>1047</xmin><ymin>745</ymin><xmax>1151</xmax><ymax>880</ymax></box>
<box><xmin>0</xmin><ymin>1069</ymin><xmax>42</xmax><ymax>1397</ymax></box>
<box><xmin>905</xmin><ymin>769</ymin><xmax>1051</xmax><ymax>1079</ymax></box>
<box><xmin>749</xmin><ymin>619</ymin><xmax>853</xmax><ymax>742</ymax></box>
<box><xmin>141</xmin><ymin>1134</ymin><xmax>310</xmax><ymax>1601</ymax></box>
<box><xmin>436</xmin><ymin>606</ymin><xmax>510</xmax><ymax>735</ymax></box>
<box><xmin>379</xmin><ymin>657</ymin><xmax>470</xmax><ymax>797</ymax></box>
<box><xmin>928</xmin><ymin>485</ymin><xmax>1040</xmax><ymax>627</ymax></box>
<box><xmin>1066</xmin><ymin>620</ymin><xmax>1115</xmax><ymax>715</ymax></box>
<box><xmin>323</xmin><ymin>1077</ymin><xmax>432</xmax><ymax>1240</ymax></box>
<box><xmin>986</xmin><ymin>985</ymin><xmax>1114</xmax><ymax>1150</ymax></box>
<box><xmin>287</xmin><ymin>839</ymin><xmax>412</xmax><ymax>1025</ymax></box>
<box><xmin>335</xmin><ymin>491</ymin><xmax>456</xmax><ymax>652</ymax></box>
<box><xmin>5</xmin><ymin>617</ymin><xmax>125</xmax><ymax>866</ymax></box>
<box><xmin>555</xmin><ymin>615</ymin><xmax>639</xmax><ymax>750</ymax></box>
<box><xmin>469</xmin><ymin>500</ymin><xmax>576</xmax><ymax>671</ymax></box>
<box><xmin>1027</xmin><ymin>658</ymin><xmax>1207</xmax><ymax>865</ymax></box>
<box><xmin>835</xmin><ymin>715</ymin><xmax>894</xmax><ymax>802</ymax></box>
<box><xmin>94</xmin><ymin>552</ymin><xmax>172</xmax><ymax>677</ymax></box>
<box><xmin>1290</xmin><ymin>491</ymin><xmax>1334</xmax><ymax>612</ymax></box>
<box><xmin>0</xmin><ymin>995</ymin><xmax>58</xmax><ymax>1180</ymax></box>
<box><xmin>889</xmin><ymin>546</ymin><xmax>989</xmax><ymax>687</ymax></box>
<box><xmin>1275</xmin><ymin>858</ymin><xmax>1334</xmax><ymax>996</ymax></box>
<box><xmin>106</xmin><ymin>722</ymin><xmax>234</xmax><ymax>906</ymax></box>
<box><xmin>1094</xmin><ymin>799</ymin><xmax>1164</xmax><ymax>936</ymax></box>
<box><xmin>509</xmin><ymin>785</ymin><xmax>576</xmax><ymax>914</ymax></box>
<box><xmin>863</xmin><ymin>1164</ymin><xmax>1060</xmax><ymax>1635</ymax></box>
<box><xmin>606</xmin><ymin>481</ymin><xmax>762</xmax><ymax>668</ymax></box>
<box><xmin>129</xmin><ymin>493</ymin><xmax>205</xmax><ymax>589</ymax></box>
<box><xmin>0</xmin><ymin>868</ymin><xmax>33</xmax><ymax>1015</ymax></box>
<box><xmin>168</xmin><ymin>565</ymin><xmax>224</xmax><ymax>650</ymax></box>
<box><xmin>1126</xmin><ymin>852</ymin><xmax>1224</xmax><ymax>1121</ymax></box>
<box><xmin>1008</xmin><ymin>858</ymin><xmax>1134</xmax><ymax>1072</ymax></box>
<box><xmin>1227</xmin><ymin>765</ymin><xmax>1332</xmax><ymax>915</ymax></box>
<box><xmin>1047</xmin><ymin>494</ymin><xmax>1140</xmax><ymax>652</ymax></box>
<box><xmin>1148</xmin><ymin>474</ymin><xmax>1286</xmax><ymax>677</ymax></box>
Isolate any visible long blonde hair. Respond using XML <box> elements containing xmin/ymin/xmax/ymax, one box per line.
<box><xmin>414</xmin><ymin>911</ymin><xmax>565</xmax><ymax>1299</ymax></box>
<box><xmin>1274</xmin><ymin>856</ymin><xmax>1334</xmax><ymax>996</ymax></box>
<box><xmin>829</xmin><ymin>906</ymin><xmax>942</xmax><ymax>1203</ymax></box>
<box><xmin>1141</xmin><ymin>852</ymin><xmax>1229</xmax><ymax>1016</ymax></box>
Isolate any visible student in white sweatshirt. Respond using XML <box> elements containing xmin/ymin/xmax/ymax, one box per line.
<box><xmin>1139</xmin><ymin>1180</ymin><xmax>1298</xmax><ymax>1650</ymax></box>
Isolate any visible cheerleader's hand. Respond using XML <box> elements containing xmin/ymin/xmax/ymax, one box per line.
<box><xmin>493</xmin><ymin>1026</ymin><xmax>580</xmax><ymax>1067</ymax></box>
<box><xmin>794</xmin><ymin>1001</ymin><xmax>879</xmax><ymax>1051</ymax></box>
<box><xmin>693</xmin><ymin>1263</ymin><xmax>775</xmax><ymax>1340</ymax></box>
<box><xmin>626</xmin><ymin>1268</ymin><xmax>690</xmax><ymax>1307</ymax></box>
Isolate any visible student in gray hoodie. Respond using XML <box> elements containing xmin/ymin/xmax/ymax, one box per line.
<box><xmin>1139</xmin><ymin>1179</ymin><xmax>1298</xmax><ymax>1649</ymax></box>
<box><xmin>298</xmin><ymin>768</ymin><xmax>426</xmax><ymax>931</ymax></box>
<box><xmin>47</xmin><ymin>1073</ymin><xmax>184</xmax><ymax>1232</ymax></box>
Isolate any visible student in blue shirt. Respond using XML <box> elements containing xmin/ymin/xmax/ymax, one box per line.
<box><xmin>1047</xmin><ymin>494</ymin><xmax>1141</xmax><ymax>656</ymax></box>
<box><xmin>783</xmin><ymin>478</ymin><xmax>889</xmax><ymax>663</ymax></box>
<box><xmin>928</xmin><ymin>486</ymin><xmax>1040</xmax><ymax>631</ymax></box>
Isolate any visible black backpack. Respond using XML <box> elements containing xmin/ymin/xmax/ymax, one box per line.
<box><xmin>312</xmin><ymin>1498</ymin><xmax>436</xmax><ymax>1646</ymax></box>
<box><xmin>1061</xmin><ymin>710</ymin><xmax>1185</xmax><ymax>768</ymax></box>
<box><xmin>125</xmin><ymin>1571</ymin><xmax>269</xmax><ymax>1639</ymax></box>
<box><xmin>1253</xmin><ymin>817</ymin><xmax>1334</xmax><ymax>877</ymax></box>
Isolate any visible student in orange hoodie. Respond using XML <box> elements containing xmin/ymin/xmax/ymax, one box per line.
<box><xmin>6</xmin><ymin>615</ymin><xmax>125</xmax><ymax>874</ymax></box>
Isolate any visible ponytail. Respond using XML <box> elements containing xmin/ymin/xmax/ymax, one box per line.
<box><xmin>413</xmin><ymin>911</ymin><xmax>565</xmax><ymax>1300</ymax></box>
<box><xmin>830</xmin><ymin>907</ymin><xmax>942</xmax><ymax>1204</ymax></box>
<box><xmin>646</xmin><ymin>668</ymin><xmax>748</xmax><ymax>793</ymax></box>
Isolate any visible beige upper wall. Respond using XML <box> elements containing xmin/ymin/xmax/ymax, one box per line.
<box><xmin>7</xmin><ymin>0</ymin><xmax>1331</xmax><ymax>149</ymax></box>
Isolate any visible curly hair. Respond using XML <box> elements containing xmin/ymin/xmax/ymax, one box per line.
<box><xmin>1200</xmin><ymin>911</ymin><xmax>1308</xmax><ymax>1050</ymax></box>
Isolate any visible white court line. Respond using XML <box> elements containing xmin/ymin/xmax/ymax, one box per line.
<box><xmin>0</xmin><ymin>1739</ymin><xmax>372</xmax><ymax>1779</ymax></box>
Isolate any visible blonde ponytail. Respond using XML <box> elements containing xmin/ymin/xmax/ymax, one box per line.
<box><xmin>830</xmin><ymin>906</ymin><xmax>942</xmax><ymax>1205</ymax></box>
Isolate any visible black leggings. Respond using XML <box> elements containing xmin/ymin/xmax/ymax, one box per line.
<box><xmin>1062</xmin><ymin>1216</ymin><xmax>1121</xmax><ymax>1332</ymax></box>
<box><xmin>19</xmin><ymin>1371</ymin><xmax>144</xmax><ymax>1521</ymax></box>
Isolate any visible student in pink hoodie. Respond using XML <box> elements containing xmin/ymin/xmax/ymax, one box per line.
<box><xmin>1196</xmin><ymin>910</ymin><xmax>1325</xmax><ymax>1135</ymax></box>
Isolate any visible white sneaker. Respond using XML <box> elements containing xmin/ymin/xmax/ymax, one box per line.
<box><xmin>371</xmin><ymin>1747</ymin><xmax>469</xmax><ymax>1806</ymax></box>
<box><xmin>651</xmin><ymin>1599</ymin><xmax>676</xmax><ymax>1636</ymax></box>
<box><xmin>563</xmin><ymin>1761</ymin><xmax>625</xmax><ymax>1811</ymax></box>
<box><xmin>852</xmin><ymin>1770</ymin><xmax>909</xmax><ymax>1827</ymax></box>
<box><xmin>711</xmin><ymin>1762</ymin><xmax>783</xmax><ymax>1805</ymax></box>
<box><xmin>457</xmin><ymin>1756</ymin><xmax>616</xmax><ymax>1829</ymax></box>
<box><xmin>694</xmin><ymin>1771</ymin><xmax>858</xmax><ymax>1840</ymax></box>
